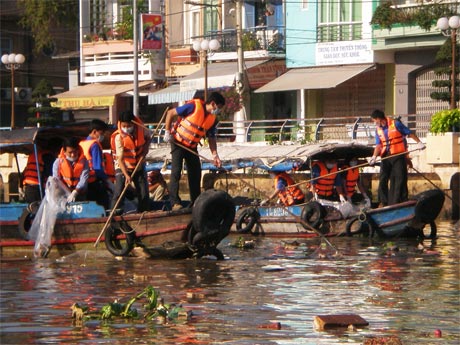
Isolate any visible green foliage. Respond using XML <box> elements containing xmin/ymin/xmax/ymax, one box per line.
<box><xmin>18</xmin><ymin>0</ymin><xmax>79</xmax><ymax>55</ymax></box>
<box><xmin>27</xmin><ymin>79</ymin><xmax>62</xmax><ymax>126</ymax></box>
<box><xmin>431</xmin><ymin>38</ymin><xmax>459</xmax><ymax>105</ymax></box>
<box><xmin>242</xmin><ymin>32</ymin><xmax>261</xmax><ymax>51</ymax></box>
<box><xmin>430</xmin><ymin>109</ymin><xmax>460</xmax><ymax>134</ymax></box>
<box><xmin>371</xmin><ymin>2</ymin><xmax>453</xmax><ymax>31</ymax></box>
<box><xmin>71</xmin><ymin>286</ymin><xmax>188</xmax><ymax>323</ymax></box>
<box><xmin>215</xmin><ymin>87</ymin><xmax>245</xmax><ymax>120</ymax></box>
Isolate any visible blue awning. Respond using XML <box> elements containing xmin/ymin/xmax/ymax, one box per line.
<box><xmin>148</xmin><ymin>84</ymin><xmax>196</xmax><ymax>104</ymax></box>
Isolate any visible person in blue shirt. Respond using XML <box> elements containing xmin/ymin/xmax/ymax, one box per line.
<box><xmin>80</xmin><ymin>119</ymin><xmax>114</xmax><ymax>209</ymax></box>
<box><xmin>309</xmin><ymin>159</ymin><xmax>347</xmax><ymax>203</ymax></box>
<box><xmin>368</xmin><ymin>109</ymin><xmax>425</xmax><ymax>206</ymax></box>
<box><xmin>164</xmin><ymin>92</ymin><xmax>225</xmax><ymax>210</ymax></box>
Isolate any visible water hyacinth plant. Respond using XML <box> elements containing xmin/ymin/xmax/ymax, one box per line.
<box><xmin>430</xmin><ymin>109</ymin><xmax>460</xmax><ymax>134</ymax></box>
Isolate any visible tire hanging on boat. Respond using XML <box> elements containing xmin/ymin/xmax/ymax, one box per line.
<box><xmin>235</xmin><ymin>207</ymin><xmax>259</xmax><ymax>233</ymax></box>
<box><xmin>18</xmin><ymin>201</ymin><xmax>40</xmax><ymax>240</ymax></box>
<box><xmin>345</xmin><ymin>216</ymin><xmax>369</xmax><ymax>236</ymax></box>
<box><xmin>104</xmin><ymin>220</ymin><xmax>136</xmax><ymax>256</ymax></box>
<box><xmin>191</xmin><ymin>189</ymin><xmax>235</xmax><ymax>256</ymax></box>
<box><xmin>421</xmin><ymin>221</ymin><xmax>437</xmax><ymax>239</ymax></box>
<box><xmin>413</xmin><ymin>189</ymin><xmax>445</xmax><ymax>224</ymax></box>
<box><xmin>300</xmin><ymin>201</ymin><xmax>326</xmax><ymax>230</ymax></box>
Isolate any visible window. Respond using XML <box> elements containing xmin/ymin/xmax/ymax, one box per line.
<box><xmin>318</xmin><ymin>0</ymin><xmax>362</xmax><ymax>42</ymax></box>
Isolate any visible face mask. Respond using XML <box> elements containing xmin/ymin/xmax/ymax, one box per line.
<box><xmin>66</xmin><ymin>156</ymin><xmax>77</xmax><ymax>162</ymax></box>
<box><xmin>326</xmin><ymin>163</ymin><xmax>335</xmax><ymax>169</ymax></box>
<box><xmin>349</xmin><ymin>160</ymin><xmax>358</xmax><ymax>167</ymax></box>
<box><xmin>122</xmin><ymin>127</ymin><xmax>134</xmax><ymax>134</ymax></box>
<box><xmin>211</xmin><ymin>108</ymin><xmax>221</xmax><ymax>115</ymax></box>
<box><xmin>98</xmin><ymin>135</ymin><xmax>105</xmax><ymax>143</ymax></box>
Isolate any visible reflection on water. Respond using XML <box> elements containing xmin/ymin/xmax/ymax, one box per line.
<box><xmin>1</xmin><ymin>221</ymin><xmax>459</xmax><ymax>345</ymax></box>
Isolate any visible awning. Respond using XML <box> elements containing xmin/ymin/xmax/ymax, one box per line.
<box><xmin>180</xmin><ymin>60</ymin><xmax>267</xmax><ymax>92</ymax></box>
<box><xmin>148</xmin><ymin>84</ymin><xmax>197</xmax><ymax>104</ymax></box>
<box><xmin>254</xmin><ymin>64</ymin><xmax>375</xmax><ymax>93</ymax></box>
<box><xmin>52</xmin><ymin>81</ymin><xmax>153</xmax><ymax>109</ymax></box>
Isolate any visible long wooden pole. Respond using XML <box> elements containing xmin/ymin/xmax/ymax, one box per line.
<box><xmin>94</xmin><ymin>107</ymin><xmax>169</xmax><ymax>248</ymax></box>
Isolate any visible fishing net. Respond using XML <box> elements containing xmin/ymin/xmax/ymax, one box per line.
<box><xmin>28</xmin><ymin>177</ymin><xmax>70</xmax><ymax>257</ymax></box>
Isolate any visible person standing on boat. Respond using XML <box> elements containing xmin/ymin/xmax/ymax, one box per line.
<box><xmin>52</xmin><ymin>137</ymin><xmax>90</xmax><ymax>203</ymax></box>
<box><xmin>309</xmin><ymin>159</ymin><xmax>347</xmax><ymax>203</ymax></box>
<box><xmin>22</xmin><ymin>141</ymin><xmax>58</xmax><ymax>203</ymax></box>
<box><xmin>261</xmin><ymin>170</ymin><xmax>305</xmax><ymax>206</ymax></box>
<box><xmin>110</xmin><ymin>111</ymin><xmax>151</xmax><ymax>213</ymax></box>
<box><xmin>368</xmin><ymin>109</ymin><xmax>425</xmax><ymax>206</ymax></box>
<box><xmin>79</xmin><ymin>119</ymin><xmax>113</xmax><ymax>210</ymax></box>
<box><xmin>340</xmin><ymin>158</ymin><xmax>371</xmax><ymax>207</ymax></box>
<box><xmin>164</xmin><ymin>92</ymin><xmax>225</xmax><ymax>211</ymax></box>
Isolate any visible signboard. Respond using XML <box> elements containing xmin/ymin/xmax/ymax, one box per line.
<box><xmin>316</xmin><ymin>40</ymin><xmax>373</xmax><ymax>66</ymax></box>
<box><xmin>142</xmin><ymin>14</ymin><xmax>163</xmax><ymax>50</ymax></box>
<box><xmin>52</xmin><ymin>96</ymin><xmax>115</xmax><ymax>109</ymax></box>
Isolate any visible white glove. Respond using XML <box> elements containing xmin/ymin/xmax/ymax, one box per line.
<box><xmin>416</xmin><ymin>142</ymin><xmax>426</xmax><ymax>151</ymax></box>
<box><xmin>314</xmin><ymin>193</ymin><xmax>318</xmax><ymax>201</ymax></box>
<box><xmin>368</xmin><ymin>156</ymin><xmax>377</xmax><ymax>167</ymax></box>
<box><xmin>163</xmin><ymin>131</ymin><xmax>171</xmax><ymax>143</ymax></box>
<box><xmin>260</xmin><ymin>199</ymin><xmax>268</xmax><ymax>206</ymax></box>
<box><xmin>339</xmin><ymin>194</ymin><xmax>347</xmax><ymax>203</ymax></box>
<box><xmin>67</xmin><ymin>190</ymin><xmax>78</xmax><ymax>203</ymax></box>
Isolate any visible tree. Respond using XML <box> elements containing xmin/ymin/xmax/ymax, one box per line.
<box><xmin>430</xmin><ymin>38</ymin><xmax>460</xmax><ymax>105</ymax></box>
<box><xmin>27</xmin><ymin>79</ymin><xmax>61</xmax><ymax>126</ymax></box>
<box><xmin>18</xmin><ymin>0</ymin><xmax>79</xmax><ymax>55</ymax></box>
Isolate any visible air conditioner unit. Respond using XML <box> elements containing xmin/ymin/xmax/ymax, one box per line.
<box><xmin>0</xmin><ymin>88</ymin><xmax>11</xmax><ymax>100</ymax></box>
<box><xmin>15</xmin><ymin>87</ymin><xmax>32</xmax><ymax>102</ymax></box>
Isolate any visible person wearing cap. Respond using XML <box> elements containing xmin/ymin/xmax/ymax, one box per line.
<box><xmin>110</xmin><ymin>111</ymin><xmax>151</xmax><ymax>212</ymax></box>
<box><xmin>164</xmin><ymin>91</ymin><xmax>225</xmax><ymax>211</ymax></box>
<box><xmin>261</xmin><ymin>170</ymin><xmax>305</xmax><ymax>206</ymax></box>
<box><xmin>340</xmin><ymin>157</ymin><xmax>371</xmax><ymax>207</ymax></box>
<box><xmin>368</xmin><ymin>109</ymin><xmax>425</xmax><ymax>206</ymax></box>
<box><xmin>79</xmin><ymin>119</ymin><xmax>113</xmax><ymax>209</ymax></box>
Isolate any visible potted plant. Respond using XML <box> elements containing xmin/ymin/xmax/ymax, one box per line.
<box><xmin>426</xmin><ymin>109</ymin><xmax>459</xmax><ymax>164</ymax></box>
<box><xmin>429</xmin><ymin>109</ymin><xmax>460</xmax><ymax>133</ymax></box>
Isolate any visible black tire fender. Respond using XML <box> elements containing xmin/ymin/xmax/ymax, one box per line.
<box><xmin>18</xmin><ymin>202</ymin><xmax>40</xmax><ymax>240</ymax></box>
<box><xmin>345</xmin><ymin>216</ymin><xmax>369</xmax><ymax>236</ymax></box>
<box><xmin>192</xmin><ymin>189</ymin><xmax>235</xmax><ymax>247</ymax></box>
<box><xmin>104</xmin><ymin>221</ymin><xmax>136</xmax><ymax>256</ymax></box>
<box><xmin>235</xmin><ymin>207</ymin><xmax>259</xmax><ymax>233</ymax></box>
<box><xmin>301</xmin><ymin>201</ymin><xmax>326</xmax><ymax>230</ymax></box>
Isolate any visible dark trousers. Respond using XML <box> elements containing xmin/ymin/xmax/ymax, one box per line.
<box><xmin>169</xmin><ymin>142</ymin><xmax>201</xmax><ymax>206</ymax></box>
<box><xmin>24</xmin><ymin>184</ymin><xmax>42</xmax><ymax>203</ymax></box>
<box><xmin>87</xmin><ymin>180</ymin><xmax>111</xmax><ymax>210</ymax></box>
<box><xmin>110</xmin><ymin>167</ymin><xmax>150</xmax><ymax>212</ymax></box>
<box><xmin>378</xmin><ymin>154</ymin><xmax>408</xmax><ymax>206</ymax></box>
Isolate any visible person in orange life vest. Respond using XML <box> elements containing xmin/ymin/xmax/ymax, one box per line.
<box><xmin>52</xmin><ymin>137</ymin><xmax>90</xmax><ymax>203</ymax></box>
<box><xmin>340</xmin><ymin>158</ymin><xmax>371</xmax><ymax>207</ymax></box>
<box><xmin>22</xmin><ymin>140</ymin><xmax>58</xmax><ymax>203</ymax></box>
<box><xmin>260</xmin><ymin>170</ymin><xmax>305</xmax><ymax>206</ymax></box>
<box><xmin>79</xmin><ymin>119</ymin><xmax>113</xmax><ymax>210</ymax></box>
<box><xmin>110</xmin><ymin>111</ymin><xmax>151</xmax><ymax>212</ymax></box>
<box><xmin>368</xmin><ymin>109</ymin><xmax>425</xmax><ymax>206</ymax></box>
<box><xmin>103</xmin><ymin>152</ymin><xmax>116</xmax><ymax>183</ymax></box>
<box><xmin>164</xmin><ymin>92</ymin><xmax>225</xmax><ymax>211</ymax></box>
<box><xmin>147</xmin><ymin>169</ymin><xmax>168</xmax><ymax>201</ymax></box>
<box><xmin>309</xmin><ymin>159</ymin><xmax>347</xmax><ymax>203</ymax></box>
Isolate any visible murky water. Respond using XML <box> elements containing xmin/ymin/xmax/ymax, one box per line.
<box><xmin>1</xmin><ymin>221</ymin><xmax>459</xmax><ymax>345</ymax></box>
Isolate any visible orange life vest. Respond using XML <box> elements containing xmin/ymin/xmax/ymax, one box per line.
<box><xmin>79</xmin><ymin>139</ymin><xmax>102</xmax><ymax>183</ymax></box>
<box><xmin>312</xmin><ymin>161</ymin><xmax>338</xmax><ymax>197</ymax></box>
<box><xmin>57</xmin><ymin>149</ymin><xmax>86</xmax><ymax>190</ymax></box>
<box><xmin>172</xmin><ymin>99</ymin><xmax>216</xmax><ymax>149</ymax></box>
<box><xmin>275</xmin><ymin>172</ymin><xmax>305</xmax><ymax>206</ymax></box>
<box><xmin>110</xmin><ymin>116</ymin><xmax>146</xmax><ymax>171</ymax></box>
<box><xmin>344</xmin><ymin>167</ymin><xmax>360</xmax><ymax>197</ymax></box>
<box><xmin>376</xmin><ymin>118</ymin><xmax>406</xmax><ymax>156</ymax></box>
<box><xmin>103</xmin><ymin>152</ymin><xmax>115</xmax><ymax>183</ymax></box>
<box><xmin>23</xmin><ymin>150</ymin><xmax>50</xmax><ymax>186</ymax></box>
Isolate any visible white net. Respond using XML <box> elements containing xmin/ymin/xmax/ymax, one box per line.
<box><xmin>27</xmin><ymin>177</ymin><xmax>70</xmax><ymax>257</ymax></box>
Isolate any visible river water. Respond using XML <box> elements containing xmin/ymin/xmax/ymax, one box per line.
<box><xmin>1</xmin><ymin>221</ymin><xmax>459</xmax><ymax>345</ymax></box>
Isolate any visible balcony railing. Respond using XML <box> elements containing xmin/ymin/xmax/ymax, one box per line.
<box><xmin>147</xmin><ymin>114</ymin><xmax>432</xmax><ymax>144</ymax></box>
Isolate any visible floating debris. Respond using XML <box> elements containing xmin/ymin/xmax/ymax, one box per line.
<box><xmin>229</xmin><ymin>236</ymin><xmax>255</xmax><ymax>249</ymax></box>
<box><xmin>70</xmin><ymin>286</ymin><xmax>189</xmax><ymax>323</ymax></box>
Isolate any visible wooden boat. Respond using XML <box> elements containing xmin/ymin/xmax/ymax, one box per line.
<box><xmin>0</xmin><ymin>126</ymin><xmax>235</xmax><ymax>259</ymax></box>
<box><xmin>231</xmin><ymin>142</ymin><xmax>445</xmax><ymax>239</ymax></box>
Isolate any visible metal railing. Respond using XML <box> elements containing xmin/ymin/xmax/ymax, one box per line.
<box><xmin>147</xmin><ymin>114</ymin><xmax>432</xmax><ymax>144</ymax></box>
